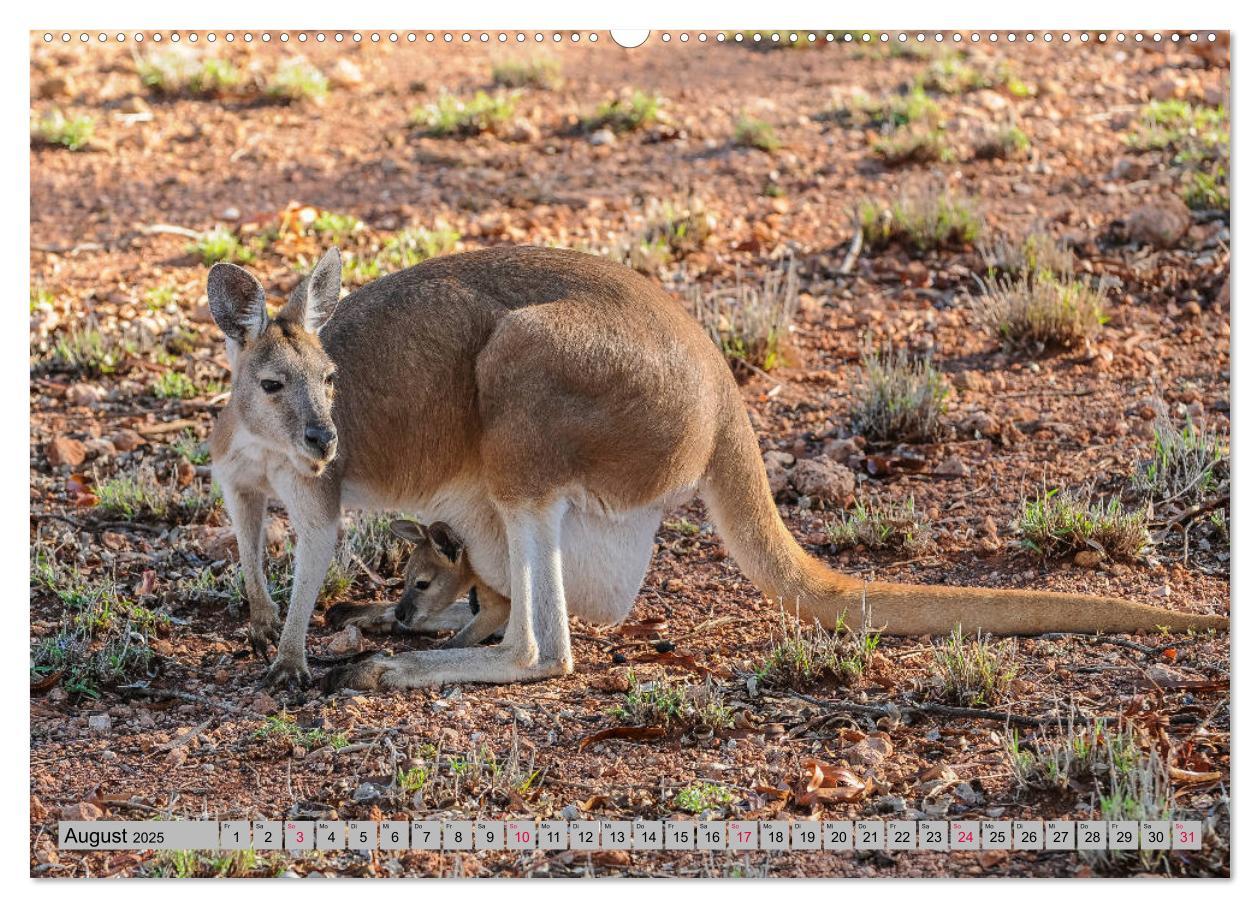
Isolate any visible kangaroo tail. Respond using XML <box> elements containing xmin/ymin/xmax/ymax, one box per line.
<box><xmin>699</xmin><ymin>401</ymin><xmax>1228</xmax><ymax>636</ymax></box>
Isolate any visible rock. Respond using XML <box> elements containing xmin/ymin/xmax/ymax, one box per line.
<box><xmin>352</xmin><ymin>781</ymin><xmax>386</xmax><ymax>803</ymax></box>
<box><xmin>110</xmin><ymin>429</ymin><xmax>145</xmax><ymax>452</ymax></box>
<box><xmin>37</xmin><ymin>75</ymin><xmax>74</xmax><ymax>99</ymax></box>
<box><xmin>975</xmin><ymin>89</ymin><xmax>1009</xmax><ymax>112</ymax></box>
<box><xmin>194</xmin><ymin>525</ymin><xmax>238</xmax><ymax>561</ymax></box>
<box><xmin>507</xmin><ymin>119</ymin><xmax>541</xmax><ymax>143</ymax></box>
<box><xmin>1074</xmin><ymin>550</ymin><xmax>1104</xmax><ymax>569</ymax></box>
<box><xmin>763</xmin><ymin>450</ymin><xmax>794</xmax><ymax>497</ymax></box>
<box><xmin>61</xmin><ymin>801</ymin><xmax>103</xmax><ymax>821</ymax></box>
<box><xmin>329</xmin><ymin>59</ymin><xmax>364</xmax><ymax>88</ymax></box>
<box><xmin>959</xmin><ymin>411</ymin><xmax>1000</xmax><ymax>438</ymax></box>
<box><xmin>326</xmin><ymin>625</ymin><xmax>363</xmax><ymax>656</ymax></box>
<box><xmin>937</xmin><ymin>455</ymin><xmax>970</xmax><ymax>478</ymax></box>
<box><xmin>954</xmin><ymin>370</ymin><xmax>991</xmax><ymax>393</ymax></box>
<box><xmin>45</xmin><ymin>436</ymin><xmax>86</xmax><ymax>467</ymax></box>
<box><xmin>119</xmin><ymin>95</ymin><xmax>150</xmax><ymax>115</ymax></box>
<box><xmin>84</xmin><ymin>437</ymin><xmax>117</xmax><ymax>460</ymax></box>
<box><xmin>823</xmin><ymin>435</ymin><xmax>863</xmax><ymax>463</ymax></box>
<box><xmin>589</xmin><ymin>128</ymin><xmax>616</xmax><ymax>146</ymax></box>
<box><xmin>1126</xmin><ymin>198</ymin><xmax>1191</xmax><ymax>249</ymax></box>
<box><xmin>66</xmin><ymin>383</ymin><xmax>105</xmax><ymax>407</ymax></box>
<box><xmin>791</xmin><ymin>458</ymin><xmax>856</xmax><ymax>507</ymax></box>
<box><xmin>251</xmin><ymin>692</ymin><xmax>279</xmax><ymax>715</ymax></box>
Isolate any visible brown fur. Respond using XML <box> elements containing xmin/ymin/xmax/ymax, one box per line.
<box><xmin>208</xmin><ymin>246</ymin><xmax>1225</xmax><ymax>692</ymax></box>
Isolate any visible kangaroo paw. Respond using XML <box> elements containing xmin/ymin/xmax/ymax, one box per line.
<box><xmin>320</xmin><ymin>654</ymin><xmax>390</xmax><ymax>693</ymax></box>
<box><xmin>247</xmin><ymin>613</ymin><xmax>281</xmax><ymax>658</ymax></box>
<box><xmin>262</xmin><ymin>655</ymin><xmax>312</xmax><ymax>690</ymax></box>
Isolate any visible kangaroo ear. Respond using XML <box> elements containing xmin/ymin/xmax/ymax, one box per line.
<box><xmin>389</xmin><ymin>519</ymin><xmax>427</xmax><ymax>544</ymax></box>
<box><xmin>427</xmin><ymin>521</ymin><xmax>464</xmax><ymax>565</ymax></box>
<box><xmin>207</xmin><ymin>262</ymin><xmax>268</xmax><ymax>345</ymax></box>
<box><xmin>283</xmin><ymin>247</ymin><xmax>342</xmax><ymax>333</ymax></box>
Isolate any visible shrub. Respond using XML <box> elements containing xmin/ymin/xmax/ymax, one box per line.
<box><xmin>42</xmin><ymin>328</ymin><xmax>134</xmax><ymax>376</ymax></box>
<box><xmin>858</xmin><ymin>193</ymin><xmax>981</xmax><ymax>251</ymax></box>
<box><xmin>266</xmin><ymin>58</ymin><xmax>329</xmax><ymax>102</ymax></box>
<box><xmin>978</xmin><ymin>231</ymin><xmax>1074</xmax><ymax>279</ymax></box>
<box><xmin>850</xmin><ymin>347</ymin><xmax>949</xmax><ymax>442</ymax></box>
<box><xmin>973</xmin><ymin>125</ymin><xmax>1031</xmax><ymax>160</ymax></box>
<box><xmin>411</xmin><ymin>91</ymin><xmax>517</xmax><ymax>137</ymax></box>
<box><xmin>734</xmin><ymin>116</ymin><xmax>781</xmax><ymax>151</ymax></box>
<box><xmin>972</xmin><ymin>271</ymin><xmax>1106</xmax><ymax>353</ymax></box>
<box><xmin>1130</xmin><ymin>408</ymin><xmax>1227</xmax><ymax>510</ymax></box>
<box><xmin>826</xmin><ymin>495</ymin><xmax>932</xmax><ymax>552</ymax></box>
<box><xmin>872</xmin><ymin>125</ymin><xmax>954</xmax><ymax>165</ymax></box>
<box><xmin>691</xmin><ymin>260</ymin><xmax>799</xmax><ymax>371</ymax></box>
<box><xmin>675</xmin><ymin>781</ymin><xmax>734</xmax><ymax>814</ymax></box>
<box><xmin>823</xmin><ymin>86</ymin><xmax>940</xmax><ymax>128</ymax></box>
<box><xmin>615</xmin><ymin>675</ymin><xmax>734</xmax><ymax>731</ymax></box>
<box><xmin>188</xmin><ymin>227</ymin><xmax>256</xmax><ymax>266</ymax></box>
<box><xmin>31</xmin><ymin>109</ymin><xmax>95</xmax><ymax>151</ymax></box>
<box><xmin>137</xmin><ymin>50</ymin><xmax>242</xmax><ymax>96</ymax></box>
<box><xmin>151</xmin><ymin>371</ymin><xmax>199</xmax><ymax>400</ymax></box>
<box><xmin>491</xmin><ymin>57</ymin><xmax>562</xmax><ymax>90</ymax></box>
<box><xmin>1015</xmin><ymin>488</ymin><xmax>1150</xmax><ymax>561</ymax></box>
<box><xmin>929</xmin><ymin>626</ymin><xmax>1017</xmax><ymax>707</ymax></box>
<box><xmin>583</xmin><ymin>90</ymin><xmax>661</xmax><ymax>133</ymax></box>
<box><xmin>758</xmin><ymin>613</ymin><xmax>879</xmax><ymax>689</ymax></box>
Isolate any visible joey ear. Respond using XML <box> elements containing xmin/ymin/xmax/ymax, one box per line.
<box><xmin>283</xmin><ymin>247</ymin><xmax>342</xmax><ymax>333</ymax></box>
<box><xmin>389</xmin><ymin>519</ymin><xmax>427</xmax><ymax>544</ymax></box>
<box><xmin>207</xmin><ymin>263</ymin><xmax>268</xmax><ymax>345</ymax></box>
<box><xmin>427</xmin><ymin>521</ymin><xmax>464</xmax><ymax>565</ymax></box>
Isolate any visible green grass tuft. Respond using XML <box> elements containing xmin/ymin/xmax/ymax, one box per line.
<box><xmin>411</xmin><ymin>92</ymin><xmax>517</xmax><ymax>137</ymax></box>
<box><xmin>691</xmin><ymin>260</ymin><xmax>799</xmax><ymax>372</ymax></box>
<box><xmin>733</xmin><ymin>116</ymin><xmax>781</xmax><ymax>151</ymax></box>
<box><xmin>1015</xmin><ymin>488</ymin><xmax>1150</xmax><ymax>561</ymax></box>
<box><xmin>971</xmin><ymin>271</ymin><xmax>1107</xmax><ymax>353</ymax></box>
<box><xmin>826</xmin><ymin>494</ymin><xmax>932</xmax><ymax>552</ymax></box>
<box><xmin>929</xmin><ymin>626</ymin><xmax>1017</xmax><ymax>707</ymax></box>
<box><xmin>491</xmin><ymin>57</ymin><xmax>562</xmax><ymax>90</ymax></box>
<box><xmin>583</xmin><ymin>90</ymin><xmax>661</xmax><ymax>133</ymax></box>
<box><xmin>266</xmin><ymin>57</ymin><xmax>329</xmax><ymax>102</ymax></box>
<box><xmin>31</xmin><ymin>109</ymin><xmax>95</xmax><ymax>151</ymax></box>
<box><xmin>859</xmin><ymin>192</ymin><xmax>981</xmax><ymax>252</ymax></box>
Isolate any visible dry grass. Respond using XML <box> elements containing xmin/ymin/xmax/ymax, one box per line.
<box><xmin>691</xmin><ymin>259</ymin><xmax>799</xmax><ymax>371</ymax></box>
<box><xmin>971</xmin><ymin>270</ymin><xmax>1107</xmax><ymax>353</ymax></box>
<box><xmin>859</xmin><ymin>191</ymin><xmax>981</xmax><ymax>252</ymax></box>
<box><xmin>929</xmin><ymin>626</ymin><xmax>1017</xmax><ymax>707</ymax></box>
<box><xmin>757</xmin><ymin>611</ymin><xmax>880</xmax><ymax>690</ymax></box>
<box><xmin>825</xmin><ymin>494</ymin><xmax>932</xmax><ymax>553</ymax></box>
<box><xmin>1015</xmin><ymin>487</ymin><xmax>1150</xmax><ymax>561</ymax></box>
<box><xmin>850</xmin><ymin>346</ymin><xmax>950</xmax><ymax>442</ymax></box>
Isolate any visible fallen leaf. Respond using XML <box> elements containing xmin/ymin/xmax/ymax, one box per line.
<box><xmin>631</xmin><ymin>650</ymin><xmax>727</xmax><ymax>679</ymax></box>
<box><xmin>46</xmin><ymin>436</ymin><xmax>86</xmax><ymax>468</ymax></box>
<box><xmin>840</xmin><ymin>731</ymin><xmax>894</xmax><ymax>768</ymax></box>
<box><xmin>578</xmin><ymin>726</ymin><xmax>666</xmax><ymax>751</ymax></box>
<box><xmin>1168</xmin><ymin>766</ymin><xmax>1222</xmax><ymax>787</ymax></box>
<box><xmin>618</xmin><ymin>619</ymin><xmax>668</xmax><ymax>639</ymax></box>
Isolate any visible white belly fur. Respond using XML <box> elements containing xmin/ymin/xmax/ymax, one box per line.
<box><xmin>341</xmin><ymin>478</ymin><xmax>681</xmax><ymax>626</ymax></box>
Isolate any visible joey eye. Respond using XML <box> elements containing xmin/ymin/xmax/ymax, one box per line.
<box><xmin>260</xmin><ymin>379</ymin><xmax>283</xmax><ymax>394</ymax></box>
<box><xmin>324</xmin><ymin>373</ymin><xmax>335</xmax><ymax>386</ymax></box>
<box><xmin>414</xmin><ymin>579</ymin><xmax>431</xmax><ymax>591</ymax></box>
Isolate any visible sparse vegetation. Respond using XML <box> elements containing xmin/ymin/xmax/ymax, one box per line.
<box><xmin>151</xmin><ymin>370</ymin><xmax>198</xmax><ymax>400</ymax></box>
<box><xmin>824</xmin><ymin>86</ymin><xmax>939</xmax><ymax>128</ymax></box>
<box><xmin>979</xmin><ymin>231</ymin><xmax>1074</xmax><ymax>279</ymax></box>
<box><xmin>343</xmin><ymin>225</ymin><xmax>460</xmax><ymax>283</ymax></box>
<box><xmin>872</xmin><ymin>125</ymin><xmax>954</xmax><ymax>165</ymax></box>
<box><xmin>1183</xmin><ymin>163</ymin><xmax>1229</xmax><ymax>211</ymax></box>
<box><xmin>734</xmin><ymin>116</ymin><xmax>781</xmax><ymax>152</ymax></box>
<box><xmin>310</xmin><ymin>211</ymin><xmax>364</xmax><ymax>243</ymax></box>
<box><xmin>858</xmin><ymin>192</ymin><xmax>981</xmax><ymax>251</ymax></box>
<box><xmin>1127</xmin><ymin>100</ymin><xmax>1227</xmax><ymax>159</ymax></box>
<box><xmin>255</xmin><ymin>711</ymin><xmax>350</xmax><ymax>750</ymax></box>
<box><xmin>94</xmin><ymin>467</ymin><xmax>219</xmax><ymax>524</ymax></box>
<box><xmin>187</xmin><ymin>227</ymin><xmax>256</xmax><ymax>266</ymax></box>
<box><xmin>583</xmin><ymin>90</ymin><xmax>661</xmax><ymax>133</ymax></box>
<box><xmin>30</xmin><ymin>544</ymin><xmax>165</xmax><ymax>697</ymax></box>
<box><xmin>265</xmin><ymin>57</ymin><xmax>329</xmax><ymax>102</ymax></box>
<box><xmin>492</xmin><ymin>56</ymin><xmax>562</xmax><ymax>90</ymax></box>
<box><xmin>1015</xmin><ymin>488</ymin><xmax>1150</xmax><ymax>561</ymax></box>
<box><xmin>971</xmin><ymin>270</ymin><xmax>1107</xmax><ymax>352</ymax></box>
<box><xmin>929</xmin><ymin>625</ymin><xmax>1016</xmax><ymax>707</ymax></box>
<box><xmin>675</xmin><ymin>781</ymin><xmax>734</xmax><ymax>814</ymax></box>
<box><xmin>137</xmin><ymin>50</ymin><xmax>242</xmax><ymax>96</ymax></box>
<box><xmin>691</xmin><ymin>260</ymin><xmax>799</xmax><ymax>372</ymax></box>
<box><xmin>974</xmin><ymin>124</ymin><xmax>1031</xmax><ymax>160</ymax></box>
<box><xmin>31</xmin><ymin>109</ymin><xmax>95</xmax><ymax>151</ymax></box>
<box><xmin>41</xmin><ymin>328</ymin><xmax>134</xmax><ymax>376</ymax></box>
<box><xmin>826</xmin><ymin>494</ymin><xmax>932</xmax><ymax>552</ymax></box>
<box><xmin>1131</xmin><ymin>407</ymin><xmax>1227</xmax><ymax>509</ymax></box>
<box><xmin>411</xmin><ymin>92</ymin><xmax>517</xmax><ymax>137</ymax></box>
<box><xmin>758</xmin><ymin>613</ymin><xmax>879</xmax><ymax>689</ymax></box>
<box><xmin>615</xmin><ymin>675</ymin><xmax>734</xmax><ymax>732</ymax></box>
<box><xmin>143</xmin><ymin>849</ymin><xmax>277</xmax><ymax>879</ymax></box>
<box><xmin>850</xmin><ymin>347</ymin><xmax>949</xmax><ymax>442</ymax></box>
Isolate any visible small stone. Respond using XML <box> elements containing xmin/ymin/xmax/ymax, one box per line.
<box><xmin>824</xmin><ymin>436</ymin><xmax>863</xmax><ymax>463</ymax></box>
<box><xmin>959</xmin><ymin>412</ymin><xmax>1000</xmax><ymax>438</ymax></box>
<box><xmin>65</xmin><ymin>383</ymin><xmax>105</xmax><ymax>407</ymax></box>
<box><xmin>763</xmin><ymin>450</ymin><xmax>794</xmax><ymax>497</ymax></box>
<box><xmin>326</xmin><ymin>625</ymin><xmax>363</xmax><ymax>656</ymax></box>
<box><xmin>329</xmin><ymin>59</ymin><xmax>364</xmax><ymax>88</ymax></box>
<box><xmin>589</xmin><ymin>128</ymin><xmax>616</xmax><ymax>146</ymax></box>
<box><xmin>88</xmin><ymin>713</ymin><xmax>112</xmax><ymax>734</ymax></box>
<box><xmin>352</xmin><ymin>781</ymin><xmax>385</xmax><ymax>803</ymax></box>
<box><xmin>61</xmin><ymin>801</ymin><xmax>103</xmax><ymax>821</ymax></box>
<box><xmin>110</xmin><ymin>429</ymin><xmax>145</xmax><ymax>452</ymax></box>
<box><xmin>937</xmin><ymin>455</ymin><xmax>970</xmax><ymax>478</ymax></box>
<box><xmin>1126</xmin><ymin>198</ymin><xmax>1191</xmax><ymax>249</ymax></box>
<box><xmin>1074</xmin><ymin>550</ymin><xmax>1104</xmax><ymax>569</ymax></box>
<box><xmin>46</xmin><ymin>436</ymin><xmax>86</xmax><ymax>467</ymax></box>
<box><xmin>790</xmin><ymin>458</ymin><xmax>856</xmax><ymax>507</ymax></box>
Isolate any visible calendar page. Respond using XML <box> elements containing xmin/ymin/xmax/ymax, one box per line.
<box><xmin>27</xmin><ymin>18</ymin><xmax>1231</xmax><ymax>882</ymax></box>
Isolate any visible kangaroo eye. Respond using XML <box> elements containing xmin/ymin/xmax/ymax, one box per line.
<box><xmin>415</xmin><ymin>579</ymin><xmax>431</xmax><ymax>591</ymax></box>
<box><xmin>260</xmin><ymin>379</ymin><xmax>283</xmax><ymax>394</ymax></box>
<box><xmin>324</xmin><ymin>373</ymin><xmax>335</xmax><ymax>385</ymax></box>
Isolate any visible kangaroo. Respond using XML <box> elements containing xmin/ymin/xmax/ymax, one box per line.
<box><xmin>206</xmin><ymin>245</ymin><xmax>1227</xmax><ymax>691</ymax></box>
<box><xmin>324</xmin><ymin>519</ymin><xmax>510</xmax><ymax>648</ymax></box>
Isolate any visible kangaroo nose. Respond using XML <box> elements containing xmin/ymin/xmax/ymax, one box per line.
<box><xmin>305</xmin><ymin>425</ymin><xmax>336</xmax><ymax>455</ymax></box>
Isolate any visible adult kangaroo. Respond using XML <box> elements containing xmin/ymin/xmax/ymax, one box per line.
<box><xmin>206</xmin><ymin>245</ymin><xmax>1227</xmax><ymax>690</ymax></box>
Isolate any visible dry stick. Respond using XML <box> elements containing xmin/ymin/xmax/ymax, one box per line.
<box><xmin>839</xmin><ymin>224</ymin><xmax>863</xmax><ymax>275</ymax></box>
<box><xmin>768</xmin><ymin>688</ymin><xmax>1101</xmax><ymax>728</ymax></box>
